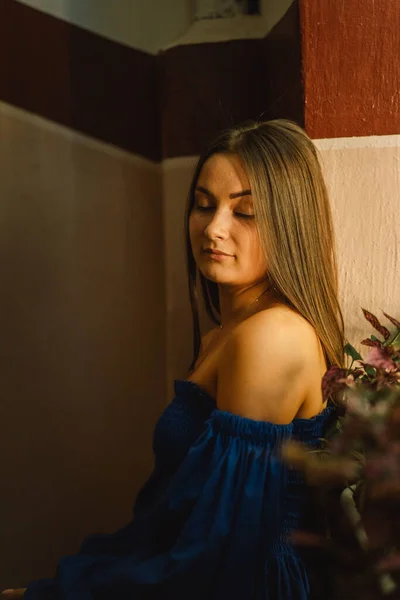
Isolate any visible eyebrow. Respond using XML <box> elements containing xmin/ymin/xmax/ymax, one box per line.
<box><xmin>195</xmin><ymin>185</ymin><xmax>252</xmax><ymax>200</ymax></box>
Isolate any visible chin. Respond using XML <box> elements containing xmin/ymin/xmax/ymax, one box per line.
<box><xmin>198</xmin><ymin>265</ymin><xmax>234</xmax><ymax>285</ymax></box>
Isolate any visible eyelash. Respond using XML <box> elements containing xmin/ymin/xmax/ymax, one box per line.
<box><xmin>195</xmin><ymin>205</ymin><xmax>254</xmax><ymax>220</ymax></box>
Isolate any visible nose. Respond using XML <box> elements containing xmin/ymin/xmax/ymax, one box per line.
<box><xmin>204</xmin><ymin>208</ymin><xmax>230</xmax><ymax>241</ymax></box>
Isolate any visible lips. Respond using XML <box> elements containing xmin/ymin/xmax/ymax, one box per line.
<box><xmin>203</xmin><ymin>248</ymin><xmax>233</xmax><ymax>257</ymax></box>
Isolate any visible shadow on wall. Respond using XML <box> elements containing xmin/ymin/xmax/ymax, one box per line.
<box><xmin>0</xmin><ymin>103</ymin><xmax>165</xmax><ymax>588</ymax></box>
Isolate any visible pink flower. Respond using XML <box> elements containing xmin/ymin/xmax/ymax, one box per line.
<box><xmin>365</xmin><ymin>347</ymin><xmax>397</xmax><ymax>370</ymax></box>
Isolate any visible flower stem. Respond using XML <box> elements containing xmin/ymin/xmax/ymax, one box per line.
<box><xmin>347</xmin><ymin>358</ymin><xmax>355</xmax><ymax>375</ymax></box>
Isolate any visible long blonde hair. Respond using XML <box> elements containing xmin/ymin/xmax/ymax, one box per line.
<box><xmin>185</xmin><ymin>119</ymin><xmax>344</xmax><ymax>371</ymax></box>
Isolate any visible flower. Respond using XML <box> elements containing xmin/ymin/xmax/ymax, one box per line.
<box><xmin>365</xmin><ymin>347</ymin><xmax>397</xmax><ymax>371</ymax></box>
<box><xmin>282</xmin><ymin>308</ymin><xmax>400</xmax><ymax>599</ymax></box>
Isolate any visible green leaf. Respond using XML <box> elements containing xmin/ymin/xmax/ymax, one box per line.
<box><xmin>344</xmin><ymin>342</ymin><xmax>363</xmax><ymax>361</ymax></box>
<box><xmin>364</xmin><ymin>365</ymin><xmax>376</xmax><ymax>378</ymax></box>
<box><xmin>371</xmin><ymin>335</ymin><xmax>381</xmax><ymax>342</ymax></box>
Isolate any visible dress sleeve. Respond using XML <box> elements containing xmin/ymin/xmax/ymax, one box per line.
<box><xmin>24</xmin><ymin>409</ymin><xmax>312</xmax><ymax>600</ymax></box>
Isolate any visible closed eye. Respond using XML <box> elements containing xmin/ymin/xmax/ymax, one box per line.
<box><xmin>195</xmin><ymin>206</ymin><xmax>254</xmax><ymax>219</ymax></box>
<box><xmin>195</xmin><ymin>205</ymin><xmax>214</xmax><ymax>212</ymax></box>
<box><xmin>235</xmin><ymin>213</ymin><xmax>255</xmax><ymax>220</ymax></box>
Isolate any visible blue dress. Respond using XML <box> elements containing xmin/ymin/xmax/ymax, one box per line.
<box><xmin>25</xmin><ymin>379</ymin><xmax>335</xmax><ymax>600</ymax></box>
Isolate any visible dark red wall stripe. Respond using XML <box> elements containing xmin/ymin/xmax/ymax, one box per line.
<box><xmin>2</xmin><ymin>0</ymin><xmax>399</xmax><ymax>159</ymax></box>
<box><xmin>160</xmin><ymin>2</ymin><xmax>303</xmax><ymax>158</ymax></box>
<box><xmin>0</xmin><ymin>0</ymin><xmax>160</xmax><ymax>160</ymax></box>
<box><xmin>0</xmin><ymin>0</ymin><xmax>303</xmax><ymax>160</ymax></box>
<box><xmin>300</xmin><ymin>0</ymin><xmax>400</xmax><ymax>139</ymax></box>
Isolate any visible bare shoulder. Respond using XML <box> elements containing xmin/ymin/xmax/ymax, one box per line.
<box><xmin>237</xmin><ymin>305</ymin><xmax>323</xmax><ymax>357</ymax></box>
<box><xmin>216</xmin><ymin>305</ymin><xmax>326</xmax><ymax>423</ymax></box>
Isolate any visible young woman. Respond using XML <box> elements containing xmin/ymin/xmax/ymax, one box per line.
<box><xmin>3</xmin><ymin>119</ymin><xmax>344</xmax><ymax>599</ymax></box>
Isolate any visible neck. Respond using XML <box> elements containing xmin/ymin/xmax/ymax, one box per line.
<box><xmin>218</xmin><ymin>281</ymin><xmax>271</xmax><ymax>328</ymax></box>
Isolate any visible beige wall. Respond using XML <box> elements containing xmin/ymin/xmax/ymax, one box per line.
<box><xmin>316</xmin><ymin>136</ymin><xmax>400</xmax><ymax>349</ymax></box>
<box><xmin>0</xmin><ymin>102</ymin><xmax>165</xmax><ymax>587</ymax></box>
<box><xmin>163</xmin><ymin>136</ymin><xmax>400</xmax><ymax>394</ymax></box>
<box><xmin>162</xmin><ymin>158</ymin><xmax>198</xmax><ymax>394</ymax></box>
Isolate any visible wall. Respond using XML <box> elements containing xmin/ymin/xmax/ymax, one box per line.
<box><xmin>15</xmin><ymin>0</ymin><xmax>192</xmax><ymax>53</ymax></box>
<box><xmin>162</xmin><ymin>158</ymin><xmax>198</xmax><ymax>385</ymax></box>
<box><xmin>14</xmin><ymin>0</ymin><xmax>293</xmax><ymax>52</ymax></box>
<box><xmin>317</xmin><ymin>136</ymin><xmax>400</xmax><ymax>347</ymax></box>
<box><xmin>0</xmin><ymin>102</ymin><xmax>165</xmax><ymax>587</ymax></box>
<box><xmin>174</xmin><ymin>0</ymin><xmax>293</xmax><ymax>45</ymax></box>
<box><xmin>300</xmin><ymin>0</ymin><xmax>400</xmax><ymax>138</ymax></box>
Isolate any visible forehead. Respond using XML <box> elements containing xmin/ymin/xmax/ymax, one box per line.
<box><xmin>197</xmin><ymin>153</ymin><xmax>250</xmax><ymax>192</ymax></box>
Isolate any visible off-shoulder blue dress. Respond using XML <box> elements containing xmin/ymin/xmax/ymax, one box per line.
<box><xmin>24</xmin><ymin>379</ymin><xmax>335</xmax><ymax>600</ymax></box>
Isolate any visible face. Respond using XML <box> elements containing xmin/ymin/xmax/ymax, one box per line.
<box><xmin>189</xmin><ymin>153</ymin><xmax>268</xmax><ymax>288</ymax></box>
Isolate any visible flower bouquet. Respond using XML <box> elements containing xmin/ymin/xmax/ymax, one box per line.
<box><xmin>283</xmin><ymin>309</ymin><xmax>400</xmax><ymax>599</ymax></box>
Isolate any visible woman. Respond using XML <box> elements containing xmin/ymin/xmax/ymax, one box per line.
<box><xmin>3</xmin><ymin>119</ymin><xmax>344</xmax><ymax>599</ymax></box>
